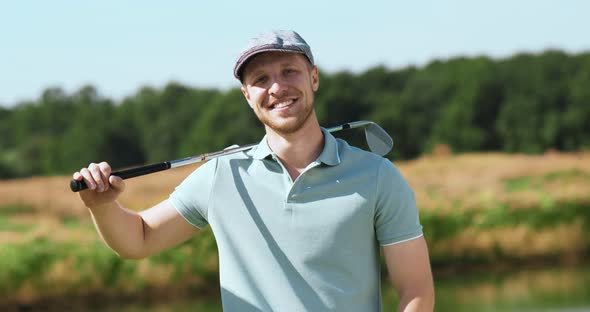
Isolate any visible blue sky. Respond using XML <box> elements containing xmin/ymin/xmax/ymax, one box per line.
<box><xmin>0</xmin><ymin>1</ymin><xmax>588</xmax><ymax>106</ymax></box>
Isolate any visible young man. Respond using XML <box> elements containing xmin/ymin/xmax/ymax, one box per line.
<box><xmin>73</xmin><ymin>30</ymin><xmax>434</xmax><ymax>311</ymax></box>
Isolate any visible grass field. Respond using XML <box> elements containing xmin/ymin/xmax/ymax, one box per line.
<box><xmin>1</xmin><ymin>151</ymin><xmax>589</xmax><ymax>306</ymax></box>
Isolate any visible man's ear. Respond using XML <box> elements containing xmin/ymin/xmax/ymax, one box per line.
<box><xmin>241</xmin><ymin>85</ymin><xmax>254</xmax><ymax>109</ymax></box>
<box><xmin>311</xmin><ymin>66</ymin><xmax>319</xmax><ymax>92</ymax></box>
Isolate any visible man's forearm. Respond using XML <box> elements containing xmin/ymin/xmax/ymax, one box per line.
<box><xmin>88</xmin><ymin>201</ymin><xmax>147</xmax><ymax>259</ymax></box>
<box><xmin>384</xmin><ymin>237</ymin><xmax>435</xmax><ymax>312</ymax></box>
<box><xmin>397</xmin><ymin>291</ymin><xmax>435</xmax><ymax>312</ymax></box>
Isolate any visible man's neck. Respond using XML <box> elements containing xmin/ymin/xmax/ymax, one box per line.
<box><xmin>265</xmin><ymin>117</ymin><xmax>324</xmax><ymax>181</ymax></box>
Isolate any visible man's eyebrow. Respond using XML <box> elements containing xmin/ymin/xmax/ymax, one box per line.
<box><xmin>245</xmin><ymin>68</ymin><xmax>265</xmax><ymax>81</ymax></box>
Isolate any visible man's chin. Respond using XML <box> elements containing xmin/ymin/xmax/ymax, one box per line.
<box><xmin>257</xmin><ymin>105</ymin><xmax>315</xmax><ymax>135</ymax></box>
<box><xmin>264</xmin><ymin>118</ymin><xmax>306</xmax><ymax>135</ymax></box>
<box><xmin>268</xmin><ymin>123</ymin><xmax>300</xmax><ymax>134</ymax></box>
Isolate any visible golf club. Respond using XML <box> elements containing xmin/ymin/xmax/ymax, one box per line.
<box><xmin>70</xmin><ymin>120</ymin><xmax>393</xmax><ymax>192</ymax></box>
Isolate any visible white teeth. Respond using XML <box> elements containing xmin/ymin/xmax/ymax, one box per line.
<box><xmin>274</xmin><ymin>99</ymin><xmax>294</xmax><ymax>108</ymax></box>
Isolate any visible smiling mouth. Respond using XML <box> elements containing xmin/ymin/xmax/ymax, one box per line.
<box><xmin>270</xmin><ymin>98</ymin><xmax>296</xmax><ymax>110</ymax></box>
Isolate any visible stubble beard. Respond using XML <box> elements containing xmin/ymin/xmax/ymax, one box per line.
<box><xmin>256</xmin><ymin>96</ymin><xmax>315</xmax><ymax>135</ymax></box>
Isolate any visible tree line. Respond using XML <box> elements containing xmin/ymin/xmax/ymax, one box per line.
<box><xmin>1</xmin><ymin>50</ymin><xmax>589</xmax><ymax>178</ymax></box>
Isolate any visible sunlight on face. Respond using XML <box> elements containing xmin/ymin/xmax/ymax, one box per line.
<box><xmin>240</xmin><ymin>52</ymin><xmax>319</xmax><ymax>134</ymax></box>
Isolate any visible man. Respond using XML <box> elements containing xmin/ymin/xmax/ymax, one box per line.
<box><xmin>73</xmin><ymin>30</ymin><xmax>434</xmax><ymax>311</ymax></box>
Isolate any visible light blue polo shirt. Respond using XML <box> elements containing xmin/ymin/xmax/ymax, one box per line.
<box><xmin>170</xmin><ymin>128</ymin><xmax>423</xmax><ymax>311</ymax></box>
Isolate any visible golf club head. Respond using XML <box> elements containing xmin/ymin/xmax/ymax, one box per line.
<box><xmin>365</xmin><ymin>123</ymin><xmax>393</xmax><ymax>156</ymax></box>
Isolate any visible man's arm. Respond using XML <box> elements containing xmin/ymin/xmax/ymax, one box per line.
<box><xmin>75</xmin><ymin>162</ymin><xmax>199</xmax><ymax>259</ymax></box>
<box><xmin>383</xmin><ymin>236</ymin><xmax>435</xmax><ymax>312</ymax></box>
<box><xmin>88</xmin><ymin>199</ymin><xmax>199</xmax><ymax>259</ymax></box>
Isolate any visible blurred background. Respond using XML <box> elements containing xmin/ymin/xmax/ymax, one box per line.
<box><xmin>1</xmin><ymin>1</ymin><xmax>589</xmax><ymax>311</ymax></box>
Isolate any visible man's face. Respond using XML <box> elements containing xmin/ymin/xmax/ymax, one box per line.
<box><xmin>240</xmin><ymin>52</ymin><xmax>319</xmax><ymax>134</ymax></box>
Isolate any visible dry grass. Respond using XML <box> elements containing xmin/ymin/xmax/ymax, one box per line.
<box><xmin>2</xmin><ymin>152</ymin><xmax>589</xmax><ymax>218</ymax></box>
<box><xmin>0</xmin><ymin>214</ymin><xmax>95</xmax><ymax>244</ymax></box>
<box><xmin>431</xmin><ymin>220</ymin><xmax>587</xmax><ymax>259</ymax></box>
<box><xmin>398</xmin><ymin>151</ymin><xmax>590</xmax><ymax>212</ymax></box>
<box><xmin>0</xmin><ymin>163</ymin><xmax>202</xmax><ymax>219</ymax></box>
<box><xmin>1</xmin><ymin>152</ymin><xmax>589</xmax><ymax>260</ymax></box>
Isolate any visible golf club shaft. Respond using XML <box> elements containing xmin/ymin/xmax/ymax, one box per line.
<box><xmin>70</xmin><ymin>121</ymin><xmax>376</xmax><ymax>192</ymax></box>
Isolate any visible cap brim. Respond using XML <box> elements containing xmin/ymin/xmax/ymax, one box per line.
<box><xmin>234</xmin><ymin>47</ymin><xmax>307</xmax><ymax>81</ymax></box>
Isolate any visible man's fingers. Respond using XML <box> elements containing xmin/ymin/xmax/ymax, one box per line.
<box><xmin>80</xmin><ymin>168</ymin><xmax>96</xmax><ymax>190</ymax></box>
<box><xmin>74</xmin><ymin>162</ymin><xmax>124</xmax><ymax>209</ymax></box>
<box><xmin>99</xmin><ymin>162</ymin><xmax>111</xmax><ymax>177</ymax></box>
<box><xmin>89</xmin><ymin>163</ymin><xmax>106</xmax><ymax>192</ymax></box>
<box><xmin>98</xmin><ymin>162</ymin><xmax>112</xmax><ymax>191</ymax></box>
<box><xmin>74</xmin><ymin>162</ymin><xmax>114</xmax><ymax>193</ymax></box>
<box><xmin>109</xmin><ymin>175</ymin><xmax>126</xmax><ymax>192</ymax></box>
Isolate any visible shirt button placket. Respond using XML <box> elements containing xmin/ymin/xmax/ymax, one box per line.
<box><xmin>288</xmin><ymin>176</ymin><xmax>304</xmax><ymax>203</ymax></box>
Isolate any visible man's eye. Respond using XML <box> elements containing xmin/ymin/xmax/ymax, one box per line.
<box><xmin>285</xmin><ymin>69</ymin><xmax>296</xmax><ymax>75</ymax></box>
<box><xmin>255</xmin><ymin>76</ymin><xmax>268</xmax><ymax>84</ymax></box>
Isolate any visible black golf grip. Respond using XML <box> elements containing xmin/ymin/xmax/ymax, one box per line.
<box><xmin>70</xmin><ymin>162</ymin><xmax>171</xmax><ymax>192</ymax></box>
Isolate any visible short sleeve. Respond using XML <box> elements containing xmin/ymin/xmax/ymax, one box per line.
<box><xmin>374</xmin><ymin>160</ymin><xmax>423</xmax><ymax>246</ymax></box>
<box><xmin>169</xmin><ymin>158</ymin><xmax>218</xmax><ymax>229</ymax></box>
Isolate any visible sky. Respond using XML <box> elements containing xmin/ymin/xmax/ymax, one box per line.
<box><xmin>0</xmin><ymin>0</ymin><xmax>588</xmax><ymax>107</ymax></box>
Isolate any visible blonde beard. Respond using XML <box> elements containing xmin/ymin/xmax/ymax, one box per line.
<box><xmin>255</xmin><ymin>101</ymin><xmax>315</xmax><ymax>135</ymax></box>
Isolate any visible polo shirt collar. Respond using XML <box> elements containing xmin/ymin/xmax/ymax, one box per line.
<box><xmin>252</xmin><ymin>135</ymin><xmax>274</xmax><ymax>160</ymax></box>
<box><xmin>252</xmin><ymin>127</ymin><xmax>341</xmax><ymax>166</ymax></box>
<box><xmin>316</xmin><ymin>128</ymin><xmax>341</xmax><ymax>166</ymax></box>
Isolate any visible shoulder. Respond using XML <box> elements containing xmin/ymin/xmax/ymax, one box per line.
<box><xmin>186</xmin><ymin>145</ymin><xmax>261</xmax><ymax>182</ymax></box>
<box><xmin>336</xmin><ymin>138</ymin><xmax>395</xmax><ymax>172</ymax></box>
<box><xmin>209</xmin><ymin>144</ymin><xmax>256</xmax><ymax>166</ymax></box>
<box><xmin>180</xmin><ymin>145</ymin><xmax>254</xmax><ymax>181</ymax></box>
<box><xmin>336</xmin><ymin>139</ymin><xmax>412</xmax><ymax>193</ymax></box>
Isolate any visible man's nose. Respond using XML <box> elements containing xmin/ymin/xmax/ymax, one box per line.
<box><xmin>268</xmin><ymin>78</ymin><xmax>287</xmax><ymax>96</ymax></box>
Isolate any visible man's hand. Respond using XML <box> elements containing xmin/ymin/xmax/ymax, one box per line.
<box><xmin>73</xmin><ymin>162</ymin><xmax>126</xmax><ymax>208</ymax></box>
